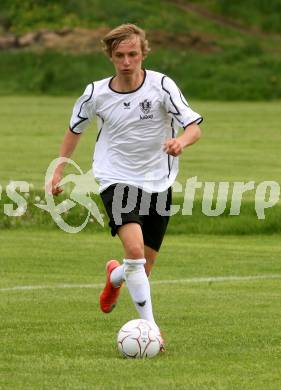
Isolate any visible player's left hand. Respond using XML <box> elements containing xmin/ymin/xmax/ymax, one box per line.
<box><xmin>163</xmin><ymin>138</ymin><xmax>184</xmax><ymax>157</ymax></box>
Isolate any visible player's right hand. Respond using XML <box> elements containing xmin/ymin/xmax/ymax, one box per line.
<box><xmin>47</xmin><ymin>173</ymin><xmax>64</xmax><ymax>196</ymax></box>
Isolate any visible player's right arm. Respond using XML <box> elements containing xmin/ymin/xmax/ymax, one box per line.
<box><xmin>49</xmin><ymin>83</ymin><xmax>95</xmax><ymax>195</ymax></box>
<box><xmin>50</xmin><ymin>130</ymin><xmax>82</xmax><ymax>195</ymax></box>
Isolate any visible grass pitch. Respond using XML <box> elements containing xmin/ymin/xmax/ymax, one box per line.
<box><xmin>1</xmin><ymin>230</ymin><xmax>281</xmax><ymax>389</ymax></box>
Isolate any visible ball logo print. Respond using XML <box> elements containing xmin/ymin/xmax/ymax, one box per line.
<box><xmin>117</xmin><ymin>319</ymin><xmax>162</xmax><ymax>358</ymax></box>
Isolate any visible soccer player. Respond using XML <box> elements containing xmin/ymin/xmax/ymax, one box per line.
<box><xmin>50</xmin><ymin>24</ymin><xmax>202</xmax><ymax>350</ymax></box>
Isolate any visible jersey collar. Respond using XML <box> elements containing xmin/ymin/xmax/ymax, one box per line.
<box><xmin>108</xmin><ymin>69</ymin><xmax>147</xmax><ymax>94</ymax></box>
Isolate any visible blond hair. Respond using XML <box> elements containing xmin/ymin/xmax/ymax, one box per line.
<box><xmin>102</xmin><ymin>24</ymin><xmax>150</xmax><ymax>57</ymax></box>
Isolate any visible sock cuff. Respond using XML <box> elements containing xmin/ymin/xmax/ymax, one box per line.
<box><xmin>123</xmin><ymin>258</ymin><xmax>146</xmax><ymax>265</ymax></box>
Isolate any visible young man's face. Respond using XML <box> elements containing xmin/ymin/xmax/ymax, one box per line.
<box><xmin>111</xmin><ymin>34</ymin><xmax>144</xmax><ymax>76</ymax></box>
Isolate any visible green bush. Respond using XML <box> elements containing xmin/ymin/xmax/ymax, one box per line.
<box><xmin>217</xmin><ymin>0</ymin><xmax>281</xmax><ymax>33</ymax></box>
<box><xmin>1</xmin><ymin>48</ymin><xmax>281</xmax><ymax>100</ymax></box>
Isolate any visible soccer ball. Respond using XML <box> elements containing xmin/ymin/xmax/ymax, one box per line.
<box><xmin>117</xmin><ymin>319</ymin><xmax>162</xmax><ymax>358</ymax></box>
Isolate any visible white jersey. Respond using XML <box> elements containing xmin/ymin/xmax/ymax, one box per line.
<box><xmin>70</xmin><ymin>69</ymin><xmax>202</xmax><ymax>193</ymax></box>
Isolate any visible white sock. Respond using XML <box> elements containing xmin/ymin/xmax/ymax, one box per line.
<box><xmin>123</xmin><ymin>258</ymin><xmax>157</xmax><ymax>329</ymax></box>
<box><xmin>110</xmin><ymin>264</ymin><xmax>125</xmax><ymax>287</ymax></box>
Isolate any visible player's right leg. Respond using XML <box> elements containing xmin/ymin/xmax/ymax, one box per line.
<box><xmin>99</xmin><ymin>184</ymin><xmax>143</xmax><ymax>314</ymax></box>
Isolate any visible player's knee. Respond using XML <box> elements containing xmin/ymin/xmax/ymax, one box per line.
<box><xmin>125</xmin><ymin>242</ymin><xmax>144</xmax><ymax>259</ymax></box>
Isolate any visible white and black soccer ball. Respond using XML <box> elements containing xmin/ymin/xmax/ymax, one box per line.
<box><xmin>117</xmin><ymin>319</ymin><xmax>162</xmax><ymax>358</ymax></box>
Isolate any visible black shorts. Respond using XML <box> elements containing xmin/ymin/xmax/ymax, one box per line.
<box><xmin>100</xmin><ymin>184</ymin><xmax>172</xmax><ymax>252</ymax></box>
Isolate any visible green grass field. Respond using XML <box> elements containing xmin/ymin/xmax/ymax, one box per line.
<box><xmin>1</xmin><ymin>231</ymin><xmax>281</xmax><ymax>389</ymax></box>
<box><xmin>1</xmin><ymin>98</ymin><xmax>281</xmax><ymax>389</ymax></box>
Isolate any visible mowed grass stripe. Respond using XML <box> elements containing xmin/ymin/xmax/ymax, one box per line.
<box><xmin>1</xmin><ymin>273</ymin><xmax>281</xmax><ymax>293</ymax></box>
<box><xmin>1</xmin><ymin>231</ymin><xmax>281</xmax><ymax>288</ymax></box>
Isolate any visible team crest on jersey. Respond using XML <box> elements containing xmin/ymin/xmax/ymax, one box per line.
<box><xmin>139</xmin><ymin>99</ymin><xmax>152</xmax><ymax>114</ymax></box>
<box><xmin>139</xmin><ymin>99</ymin><xmax>153</xmax><ymax>120</ymax></box>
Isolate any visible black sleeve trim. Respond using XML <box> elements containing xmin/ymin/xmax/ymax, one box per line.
<box><xmin>70</xmin><ymin>82</ymin><xmax>94</xmax><ymax>131</ymax></box>
<box><xmin>69</xmin><ymin>127</ymin><xmax>82</xmax><ymax>135</ymax></box>
<box><xmin>178</xmin><ymin>87</ymin><xmax>190</xmax><ymax>108</ymax></box>
<box><xmin>161</xmin><ymin>76</ymin><xmax>184</xmax><ymax>127</ymax></box>
<box><xmin>167</xmin><ymin>118</ymin><xmax>175</xmax><ymax>178</ymax></box>
<box><xmin>183</xmin><ymin>117</ymin><xmax>203</xmax><ymax>129</ymax></box>
<box><xmin>96</xmin><ymin>114</ymin><xmax>104</xmax><ymax>142</ymax></box>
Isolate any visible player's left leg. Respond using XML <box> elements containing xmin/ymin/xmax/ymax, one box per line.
<box><xmin>117</xmin><ymin>223</ymin><xmax>158</xmax><ymax>329</ymax></box>
<box><xmin>141</xmin><ymin>188</ymin><xmax>172</xmax><ymax>352</ymax></box>
<box><xmin>144</xmin><ymin>245</ymin><xmax>158</xmax><ymax>276</ymax></box>
<box><xmin>143</xmin><ymin>244</ymin><xmax>166</xmax><ymax>351</ymax></box>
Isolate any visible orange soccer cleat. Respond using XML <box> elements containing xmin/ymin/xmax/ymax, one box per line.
<box><xmin>99</xmin><ymin>260</ymin><xmax>123</xmax><ymax>313</ymax></box>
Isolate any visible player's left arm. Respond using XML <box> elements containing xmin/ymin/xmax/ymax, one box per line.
<box><xmin>164</xmin><ymin>122</ymin><xmax>202</xmax><ymax>157</ymax></box>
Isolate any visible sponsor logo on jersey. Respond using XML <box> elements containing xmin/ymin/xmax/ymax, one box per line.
<box><xmin>140</xmin><ymin>114</ymin><xmax>153</xmax><ymax>120</ymax></box>
<box><xmin>123</xmin><ymin>102</ymin><xmax>131</xmax><ymax>109</ymax></box>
